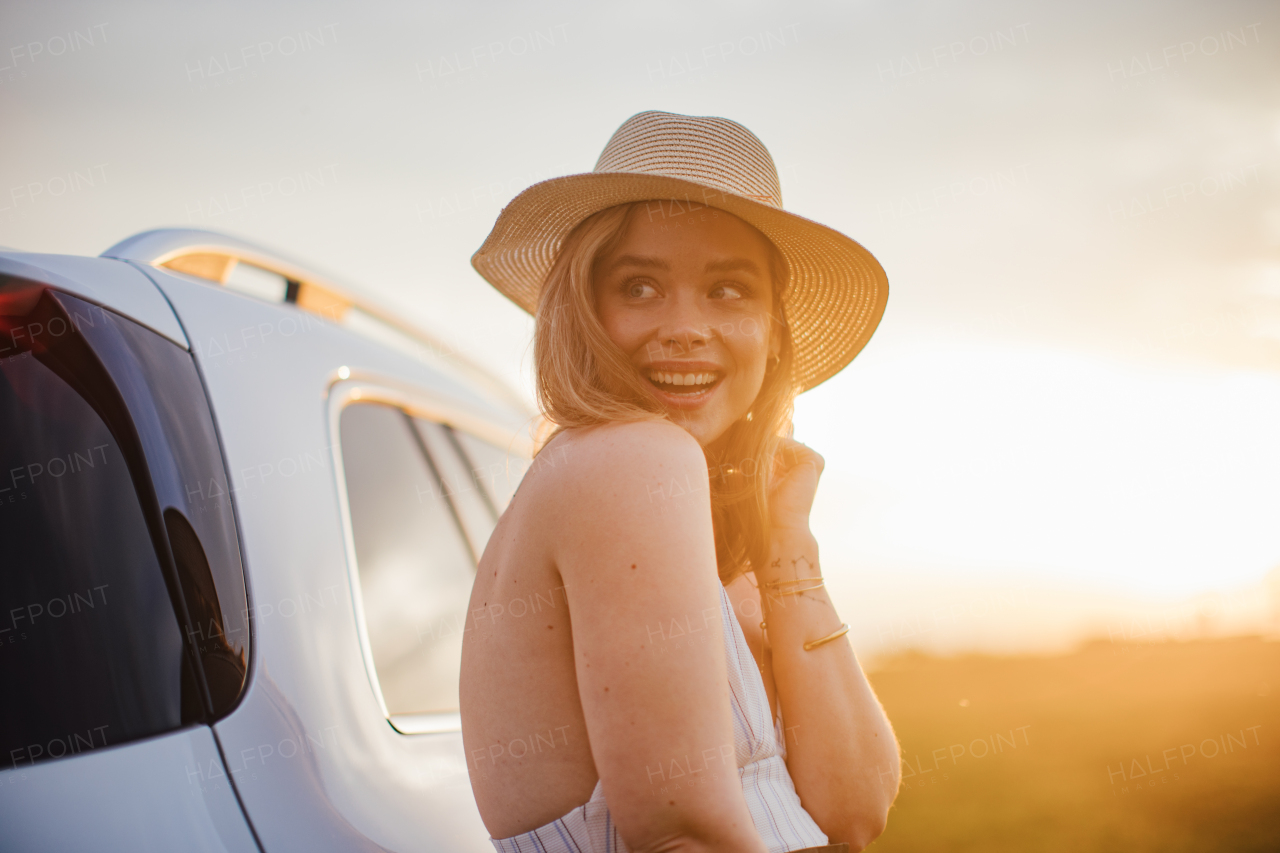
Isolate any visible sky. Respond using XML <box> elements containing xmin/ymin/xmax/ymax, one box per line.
<box><xmin>3</xmin><ymin>0</ymin><xmax>1279</xmax><ymax>654</ymax></box>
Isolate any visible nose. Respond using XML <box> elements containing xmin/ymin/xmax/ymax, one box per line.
<box><xmin>652</xmin><ymin>290</ymin><xmax>712</xmax><ymax>358</ymax></box>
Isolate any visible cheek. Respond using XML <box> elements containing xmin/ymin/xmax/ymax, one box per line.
<box><xmin>594</xmin><ymin>301</ymin><xmax>638</xmax><ymax>351</ymax></box>
<box><xmin>726</xmin><ymin>314</ymin><xmax>771</xmax><ymax>365</ymax></box>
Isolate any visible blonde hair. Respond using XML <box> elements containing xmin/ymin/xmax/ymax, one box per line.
<box><xmin>533</xmin><ymin>202</ymin><xmax>798</xmax><ymax>585</ymax></box>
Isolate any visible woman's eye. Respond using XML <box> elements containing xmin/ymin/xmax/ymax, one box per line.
<box><xmin>710</xmin><ymin>283</ymin><xmax>745</xmax><ymax>300</ymax></box>
<box><xmin>626</xmin><ymin>281</ymin><xmax>657</xmax><ymax>298</ymax></box>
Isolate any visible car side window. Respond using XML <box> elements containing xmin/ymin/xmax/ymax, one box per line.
<box><xmin>411</xmin><ymin>419</ymin><xmax>498</xmax><ymax>563</ymax></box>
<box><xmin>338</xmin><ymin>403</ymin><xmax>478</xmax><ymax>715</ymax></box>
<box><xmin>450</xmin><ymin>429</ymin><xmax>530</xmax><ymax>514</ymax></box>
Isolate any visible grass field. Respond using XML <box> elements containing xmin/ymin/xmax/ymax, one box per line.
<box><xmin>865</xmin><ymin>636</ymin><xmax>1280</xmax><ymax>852</ymax></box>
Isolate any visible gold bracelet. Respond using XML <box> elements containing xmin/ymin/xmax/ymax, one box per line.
<box><xmin>764</xmin><ymin>576</ymin><xmax>823</xmax><ymax>588</ymax></box>
<box><xmin>772</xmin><ymin>582</ymin><xmax>825</xmax><ymax>596</ymax></box>
<box><xmin>803</xmin><ymin>623</ymin><xmax>850</xmax><ymax>651</ymax></box>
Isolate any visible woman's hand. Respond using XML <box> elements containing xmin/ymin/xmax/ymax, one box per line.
<box><xmin>758</xmin><ymin>436</ymin><xmax>900</xmax><ymax>848</ymax></box>
<box><xmin>768</xmin><ymin>437</ymin><xmax>824</xmax><ymax>536</ymax></box>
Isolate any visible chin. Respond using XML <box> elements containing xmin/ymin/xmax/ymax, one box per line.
<box><xmin>669</xmin><ymin>416</ymin><xmax>732</xmax><ymax>450</ymax></box>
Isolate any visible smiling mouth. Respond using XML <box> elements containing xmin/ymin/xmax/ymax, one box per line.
<box><xmin>647</xmin><ymin>370</ymin><xmax>721</xmax><ymax>395</ymax></box>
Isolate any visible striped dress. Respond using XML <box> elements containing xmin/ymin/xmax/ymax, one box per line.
<box><xmin>491</xmin><ymin>585</ymin><xmax>829</xmax><ymax>853</ymax></box>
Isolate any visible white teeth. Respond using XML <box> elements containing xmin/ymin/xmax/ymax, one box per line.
<box><xmin>648</xmin><ymin>370</ymin><xmax>717</xmax><ymax>388</ymax></box>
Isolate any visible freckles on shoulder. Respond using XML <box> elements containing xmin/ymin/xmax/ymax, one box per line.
<box><xmin>555</xmin><ymin>421</ymin><xmax>708</xmax><ymax>508</ymax></box>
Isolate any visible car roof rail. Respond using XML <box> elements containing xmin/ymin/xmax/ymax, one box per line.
<box><xmin>102</xmin><ymin>228</ymin><xmax>529</xmax><ymax>414</ymax></box>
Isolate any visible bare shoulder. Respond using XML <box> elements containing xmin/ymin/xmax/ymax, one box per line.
<box><xmin>516</xmin><ymin>420</ymin><xmax>713</xmax><ymax>578</ymax></box>
<box><xmin>530</xmin><ymin>419</ymin><xmax>707</xmax><ymax>502</ymax></box>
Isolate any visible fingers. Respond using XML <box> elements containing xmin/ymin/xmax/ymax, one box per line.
<box><xmin>775</xmin><ymin>437</ymin><xmax>825</xmax><ymax>477</ymax></box>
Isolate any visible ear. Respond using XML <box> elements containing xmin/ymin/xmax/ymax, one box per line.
<box><xmin>768</xmin><ymin>316</ymin><xmax>783</xmax><ymax>361</ymax></box>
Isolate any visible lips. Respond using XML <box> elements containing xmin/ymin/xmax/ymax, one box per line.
<box><xmin>643</xmin><ymin>363</ymin><xmax>723</xmax><ymax>408</ymax></box>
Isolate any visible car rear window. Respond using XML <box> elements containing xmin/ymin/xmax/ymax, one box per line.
<box><xmin>0</xmin><ymin>280</ymin><xmax>250</xmax><ymax>769</ymax></box>
<box><xmin>1</xmin><ymin>333</ymin><xmax>188</xmax><ymax>766</ymax></box>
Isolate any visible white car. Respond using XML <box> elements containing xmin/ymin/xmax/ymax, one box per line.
<box><xmin>0</xmin><ymin>229</ymin><xmax>537</xmax><ymax>851</ymax></box>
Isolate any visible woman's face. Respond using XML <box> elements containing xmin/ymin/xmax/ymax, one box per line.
<box><xmin>593</xmin><ymin>203</ymin><xmax>780</xmax><ymax>448</ymax></box>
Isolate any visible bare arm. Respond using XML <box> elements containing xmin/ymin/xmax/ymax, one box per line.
<box><xmin>552</xmin><ymin>421</ymin><xmax>767</xmax><ymax>853</ymax></box>
<box><xmin>757</xmin><ymin>439</ymin><xmax>900</xmax><ymax>849</ymax></box>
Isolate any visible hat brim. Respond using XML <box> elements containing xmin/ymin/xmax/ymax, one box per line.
<box><xmin>471</xmin><ymin>172</ymin><xmax>888</xmax><ymax>392</ymax></box>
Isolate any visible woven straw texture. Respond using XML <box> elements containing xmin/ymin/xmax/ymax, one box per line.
<box><xmin>471</xmin><ymin>111</ymin><xmax>888</xmax><ymax>392</ymax></box>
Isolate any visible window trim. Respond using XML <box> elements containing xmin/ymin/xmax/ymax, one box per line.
<box><xmin>326</xmin><ymin>376</ymin><xmax>532</xmax><ymax>736</ymax></box>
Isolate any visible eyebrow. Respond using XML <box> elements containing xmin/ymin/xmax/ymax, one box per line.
<box><xmin>606</xmin><ymin>254</ymin><xmax>670</xmax><ymax>273</ymax></box>
<box><xmin>605</xmin><ymin>255</ymin><xmax>764</xmax><ymax>276</ymax></box>
<box><xmin>703</xmin><ymin>258</ymin><xmax>764</xmax><ymax>276</ymax></box>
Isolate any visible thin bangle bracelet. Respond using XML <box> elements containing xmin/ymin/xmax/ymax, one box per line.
<box><xmin>772</xmin><ymin>582</ymin><xmax>825</xmax><ymax>596</ymax></box>
<box><xmin>764</xmin><ymin>576</ymin><xmax>824</xmax><ymax>588</ymax></box>
<box><xmin>803</xmin><ymin>623</ymin><xmax>851</xmax><ymax>651</ymax></box>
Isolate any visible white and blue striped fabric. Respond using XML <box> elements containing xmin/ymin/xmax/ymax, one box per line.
<box><xmin>490</xmin><ymin>585</ymin><xmax>828</xmax><ymax>853</ymax></box>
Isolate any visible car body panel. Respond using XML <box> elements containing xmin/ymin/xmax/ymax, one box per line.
<box><xmin>0</xmin><ymin>252</ymin><xmax>189</xmax><ymax>349</ymax></box>
<box><xmin>0</xmin><ymin>726</ymin><xmax>258</xmax><ymax>853</ymax></box>
<box><xmin>141</xmin><ymin>265</ymin><xmax>503</xmax><ymax>851</ymax></box>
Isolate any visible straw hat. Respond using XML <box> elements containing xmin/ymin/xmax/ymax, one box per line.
<box><xmin>471</xmin><ymin>110</ymin><xmax>888</xmax><ymax>392</ymax></box>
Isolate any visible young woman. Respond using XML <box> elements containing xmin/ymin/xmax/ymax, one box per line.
<box><xmin>461</xmin><ymin>111</ymin><xmax>898</xmax><ymax>853</ymax></box>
